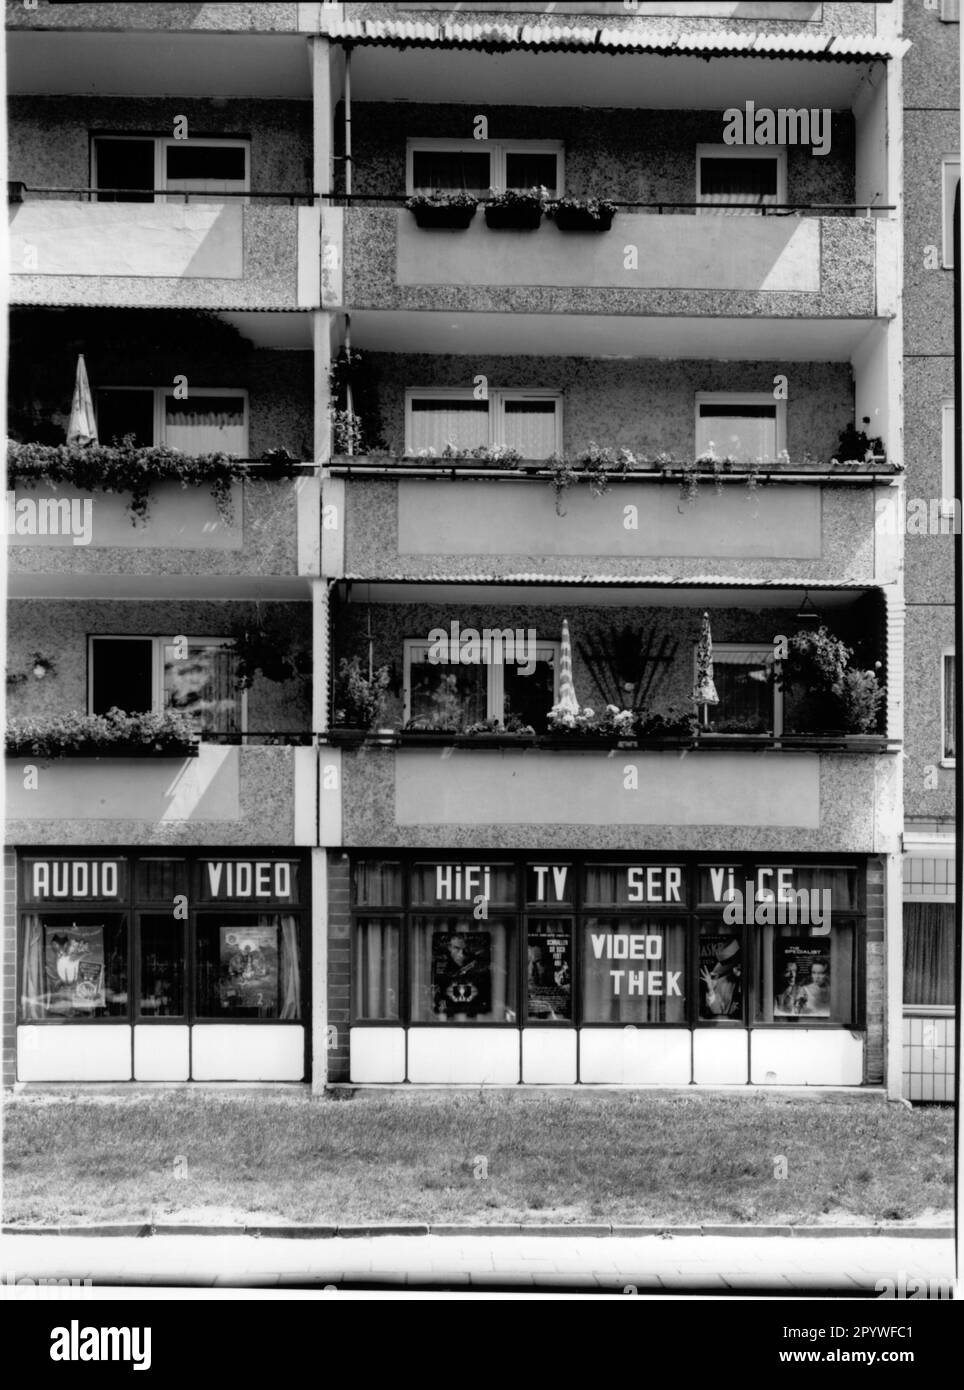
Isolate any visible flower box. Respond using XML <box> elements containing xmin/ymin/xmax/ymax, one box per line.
<box><xmin>551</xmin><ymin>206</ymin><xmax>615</xmax><ymax>231</ymax></box>
<box><xmin>484</xmin><ymin>204</ymin><xmax>543</xmax><ymax>230</ymax></box>
<box><xmin>409</xmin><ymin>203</ymin><xmax>477</xmax><ymax>230</ymax></box>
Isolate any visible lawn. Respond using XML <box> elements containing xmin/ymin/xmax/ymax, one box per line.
<box><xmin>2</xmin><ymin>1090</ymin><xmax>953</xmax><ymax>1228</ymax></box>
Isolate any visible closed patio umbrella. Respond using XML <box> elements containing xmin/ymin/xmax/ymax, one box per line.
<box><xmin>693</xmin><ymin>610</ymin><xmax>719</xmax><ymax>726</ymax></box>
<box><xmin>66</xmin><ymin>353</ymin><xmax>97</xmax><ymax>446</ymax></box>
<box><xmin>557</xmin><ymin>618</ymin><xmax>580</xmax><ymax>716</ymax></box>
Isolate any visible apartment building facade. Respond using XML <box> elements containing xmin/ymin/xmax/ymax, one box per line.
<box><xmin>2</xmin><ymin>0</ymin><xmax>956</xmax><ymax>1099</ymax></box>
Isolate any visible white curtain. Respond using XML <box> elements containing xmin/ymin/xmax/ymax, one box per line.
<box><xmin>165</xmin><ymin>402</ymin><xmax>245</xmax><ymax>456</ymax></box>
<box><xmin>409</xmin><ymin>400</ymin><xmax>488</xmax><ymax>454</ymax></box>
<box><xmin>20</xmin><ymin>915</ymin><xmax>44</xmax><ymax>1021</ymax></box>
<box><xmin>696</xmin><ymin>411</ymin><xmax>775</xmax><ymax>462</ymax></box>
<box><xmin>164</xmin><ymin>644</ymin><xmax>240</xmax><ymax>735</ymax></box>
<box><xmin>502</xmin><ymin>401</ymin><xmax>558</xmax><ymax>459</ymax></box>
<box><xmin>353</xmin><ymin>918</ymin><xmax>400</xmax><ymax>1020</ymax></box>
<box><xmin>580</xmin><ymin>918</ymin><xmax>687</xmax><ymax>1024</ymax></box>
<box><xmin>278</xmin><ymin>914</ymin><xmax>302</xmax><ymax>1020</ymax></box>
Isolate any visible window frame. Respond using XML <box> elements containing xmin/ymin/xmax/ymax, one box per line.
<box><xmin>941</xmin><ymin>648</ymin><xmax>955</xmax><ymax>766</ymax></box>
<box><xmin>694</xmin><ymin>391</ymin><xmax>787</xmax><ymax>462</ymax></box>
<box><xmin>17</xmin><ymin>853</ymin><xmax>308</xmax><ymax>1029</ymax></box>
<box><xmin>692</xmin><ymin>641</ymin><xmax>783</xmax><ymax>736</ymax></box>
<box><xmin>405</xmin><ymin>137</ymin><xmax>564</xmax><ymax>197</ymax></box>
<box><xmin>87</xmin><ymin>634</ymin><xmax>248</xmax><ymax>735</ymax></box>
<box><xmin>95</xmin><ymin>385</ymin><xmax>249</xmax><ymax>457</ymax></box>
<box><xmin>695</xmin><ymin>143</ymin><xmax>787</xmax><ymax>213</ymax></box>
<box><xmin>404</xmin><ymin>387</ymin><xmax>563</xmax><ymax>457</ymax></box>
<box><xmin>91</xmin><ymin>134</ymin><xmax>251</xmax><ymax>202</ymax></box>
<box><xmin>403</xmin><ymin>635</ymin><xmax>561</xmax><ymax>726</ymax></box>
<box><xmin>940</xmin><ymin>397</ymin><xmax>956</xmax><ymax>516</ymax></box>
<box><xmin>941</xmin><ymin>156</ymin><xmax>960</xmax><ymax>269</ymax></box>
<box><xmin>349</xmin><ymin>855</ymin><xmax>867</xmax><ymax>1031</ymax></box>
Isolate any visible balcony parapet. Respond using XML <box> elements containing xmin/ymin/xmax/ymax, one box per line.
<box><xmin>9</xmin><ymin>196</ymin><xmax>318</xmax><ymax>309</ymax></box>
<box><xmin>325</xmin><ymin>730</ymin><xmax>899</xmax><ymax>755</ymax></box>
<box><xmin>332</xmin><ymin>205</ymin><xmax>895</xmax><ymax>318</ymax></box>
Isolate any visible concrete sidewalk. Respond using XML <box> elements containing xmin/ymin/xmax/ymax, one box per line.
<box><xmin>0</xmin><ymin>1232</ymin><xmax>955</xmax><ymax>1293</ymax></box>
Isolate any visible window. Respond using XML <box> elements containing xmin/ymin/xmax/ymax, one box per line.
<box><xmin>406</xmin><ymin>139</ymin><xmax>563</xmax><ymax>196</ymax></box>
<box><xmin>19</xmin><ymin>855</ymin><xmax>304</xmax><ymax>1026</ymax></box>
<box><xmin>940</xmin><ymin>0</ymin><xmax>960</xmax><ymax>24</ymax></box>
<box><xmin>92</xmin><ymin>135</ymin><xmax>249</xmax><ymax>203</ymax></box>
<box><xmin>698</xmin><ymin>644</ymin><xmax>779</xmax><ymax>735</ymax></box>
<box><xmin>406</xmin><ymin>388</ymin><xmax>562</xmax><ymax>458</ymax></box>
<box><xmin>404</xmin><ymin>636</ymin><xmax>560</xmax><ymax>731</ymax></box>
<box><xmin>696</xmin><ymin>145</ymin><xmax>786</xmax><ymax>213</ymax></box>
<box><xmin>695</xmin><ymin>393</ymin><xmax>786</xmax><ymax>463</ymax></box>
<box><xmin>942</xmin><ymin>156</ymin><xmax>960</xmax><ymax>268</ymax></box>
<box><xmin>942</xmin><ymin>650</ymin><xmax>955</xmax><ymax>763</ymax></box>
<box><xmin>95</xmin><ymin>387</ymin><xmax>248</xmax><ymax>456</ymax></box>
<box><xmin>941</xmin><ymin>398</ymin><xmax>956</xmax><ymax>513</ymax></box>
<box><xmin>89</xmin><ymin>636</ymin><xmax>244</xmax><ymax>736</ymax></box>
<box><xmin>350</xmin><ymin>857</ymin><xmax>866</xmax><ymax>1031</ymax></box>
<box><xmin>903</xmin><ymin>904</ymin><xmax>955</xmax><ymax>1007</ymax></box>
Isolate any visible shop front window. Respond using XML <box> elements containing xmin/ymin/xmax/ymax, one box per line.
<box><xmin>753</xmin><ymin>918</ymin><xmax>857</xmax><ymax>1025</ymax></box>
<box><xmin>903</xmin><ymin>904</ymin><xmax>956</xmax><ymax>1007</ymax></box>
<box><xmin>526</xmin><ymin>919</ymin><xmax>573</xmax><ymax>1023</ymax></box>
<box><xmin>138</xmin><ymin>914</ymin><xmax>185</xmax><ymax>1017</ymax></box>
<box><xmin>580</xmin><ymin>918</ymin><xmax>687</xmax><ymax>1024</ymax></box>
<box><xmin>20</xmin><ymin>913</ymin><xmax>128</xmax><ymax>1020</ymax></box>
<box><xmin>195</xmin><ymin>914</ymin><xmax>302</xmax><ymax>1020</ymax></box>
<box><xmin>19</xmin><ymin>856</ymin><xmax>305</xmax><ymax>1026</ymax></box>
<box><xmin>354</xmin><ymin>918</ymin><xmax>401</xmax><ymax>1021</ymax></box>
<box><xmin>410</xmin><ymin>916</ymin><xmax>518</xmax><ymax>1023</ymax></box>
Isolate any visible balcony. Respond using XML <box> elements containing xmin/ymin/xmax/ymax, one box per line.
<box><xmin>5</xmin><ymin>743</ymin><xmax>316</xmax><ymax>848</ymax></box>
<box><xmin>327</xmin><ymin>465</ymin><xmax>899</xmax><ymax>588</ymax></box>
<box><xmin>328</xmin><ymin>205</ymin><xmax>894</xmax><ymax>322</ymax></box>
<box><xmin>7</xmin><ymin>471</ymin><xmax>318</xmax><ymax>592</ymax></box>
<box><xmin>9</xmin><ymin>194</ymin><xmax>320</xmax><ymax>311</ymax></box>
<box><xmin>328</xmin><ymin>744</ymin><xmax>898</xmax><ymax>855</ymax></box>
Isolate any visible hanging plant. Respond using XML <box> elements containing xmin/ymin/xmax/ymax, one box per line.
<box><xmin>547</xmin><ymin>452</ymin><xmax>580</xmax><ymax>515</ymax></box>
<box><xmin>333</xmin><ymin>656</ymin><xmax>392</xmax><ymax>730</ymax></box>
<box><xmin>5</xmin><ymin>437</ymin><xmax>285</xmax><ymax>527</ymax></box>
<box><xmin>329</xmin><ymin>348</ymin><xmax>385</xmax><ymax>456</ymax></box>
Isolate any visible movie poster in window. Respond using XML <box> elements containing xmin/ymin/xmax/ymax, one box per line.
<box><xmin>699</xmin><ymin>933</ymin><xmax>742</xmax><ymax>1019</ymax></box>
<box><xmin>44</xmin><ymin>924</ymin><xmax>106</xmax><ymax>1013</ymax></box>
<box><xmin>219</xmin><ymin>926</ymin><xmax>279</xmax><ymax>1011</ymax></box>
<box><xmin>432</xmin><ymin>930</ymin><xmax>491</xmax><ymax>1018</ymax></box>
<box><xmin>527</xmin><ymin>924</ymin><xmax>572</xmax><ymax>1021</ymax></box>
<box><xmin>773</xmin><ymin>940</ymin><xmax>830</xmax><ymax>1018</ymax></box>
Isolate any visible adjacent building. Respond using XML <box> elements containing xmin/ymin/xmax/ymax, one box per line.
<box><xmin>3</xmin><ymin>1</ymin><xmax>958</xmax><ymax>1099</ymax></box>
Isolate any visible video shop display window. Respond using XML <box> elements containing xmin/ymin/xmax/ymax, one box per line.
<box><xmin>19</xmin><ymin>855</ymin><xmax>305</xmax><ymax>1025</ymax></box>
<box><xmin>20</xmin><ymin>913</ymin><xmax>129</xmax><ymax>1020</ymax></box>
<box><xmin>348</xmin><ymin>858</ymin><xmax>866</xmax><ymax>1030</ymax></box>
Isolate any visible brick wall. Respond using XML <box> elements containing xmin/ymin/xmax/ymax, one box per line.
<box><xmin>2</xmin><ymin>850</ymin><xmax>17</xmax><ymax>1088</ymax></box>
<box><xmin>326</xmin><ymin>852</ymin><xmax>351</xmax><ymax>1083</ymax></box>
<box><xmin>865</xmin><ymin>857</ymin><xmax>885</xmax><ymax>1086</ymax></box>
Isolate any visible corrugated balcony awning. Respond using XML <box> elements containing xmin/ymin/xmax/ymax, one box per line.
<box><xmin>319</xmin><ymin>17</ymin><xmax>906</xmax><ymax>62</ymax></box>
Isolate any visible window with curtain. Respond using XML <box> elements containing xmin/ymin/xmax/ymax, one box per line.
<box><xmin>404</xmin><ymin>639</ymin><xmax>559</xmax><ymax>729</ymax></box>
<box><xmin>410</xmin><ymin>916</ymin><xmax>518</xmax><ymax>1023</ymax></box>
<box><xmin>354</xmin><ymin>861</ymin><xmax>403</xmax><ymax>909</ymax></box>
<box><xmin>406</xmin><ymin>652</ymin><xmax>488</xmax><ymax>730</ymax></box>
<box><xmin>697</xmin><ymin>149</ymin><xmax>783</xmax><ymax>212</ymax></box>
<box><xmin>164</xmin><ymin>395</ymin><xmax>246</xmax><ymax>456</ymax></box>
<box><xmin>407</xmin><ymin>391</ymin><xmax>561</xmax><ymax>458</ymax></box>
<box><xmin>354</xmin><ymin>918</ymin><xmax>401</xmax><ymax>1021</ymax></box>
<box><xmin>20</xmin><ymin>914</ymin><xmax>128</xmax><ymax>1020</ymax></box>
<box><xmin>753</xmin><ymin>918</ymin><xmax>857</xmax><ymax>1024</ymax></box>
<box><xmin>943</xmin><ymin>652</ymin><xmax>956</xmax><ymax>760</ymax></box>
<box><xmin>194</xmin><ymin>914</ymin><xmax>301</xmax><ymax>1019</ymax></box>
<box><xmin>411</xmin><ymin>148</ymin><xmax>490</xmax><ymax>195</ymax></box>
<box><xmin>581</xmin><ymin>917</ymin><xmax>687</xmax><ymax>1024</ymax></box>
<box><xmin>163</xmin><ymin>641</ymin><xmax>241</xmax><ymax>735</ymax></box>
<box><xmin>903</xmin><ymin>904</ymin><xmax>956</xmax><ymax>1007</ymax></box>
<box><xmin>696</xmin><ymin>397</ymin><xmax>781</xmax><ymax>462</ymax></box>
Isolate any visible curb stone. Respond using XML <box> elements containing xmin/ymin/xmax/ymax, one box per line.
<box><xmin>1</xmin><ymin>1223</ymin><xmax>952</xmax><ymax>1240</ymax></box>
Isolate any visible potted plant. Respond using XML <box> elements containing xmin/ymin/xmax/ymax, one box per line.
<box><xmin>777</xmin><ymin>627</ymin><xmax>885</xmax><ymax>735</ymax></box>
<box><xmin>333</xmin><ymin>656</ymin><xmax>392</xmax><ymax>732</ymax></box>
<box><xmin>483</xmin><ymin>186</ymin><xmax>548</xmax><ymax>230</ymax></box>
<box><xmin>546</xmin><ymin>196</ymin><xmax>617</xmax><ymax>232</ymax></box>
<box><xmin>405</xmin><ymin>192</ymin><xmax>479</xmax><ymax>230</ymax></box>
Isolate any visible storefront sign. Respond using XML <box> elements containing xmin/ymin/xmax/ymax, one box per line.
<box><xmin>27</xmin><ymin>859</ymin><xmax>123</xmax><ymax>902</ymax></box>
<box><xmin>589</xmin><ymin>932</ymin><xmax>682</xmax><ymax>997</ymax></box>
<box><xmin>201</xmin><ymin>860</ymin><xmax>295</xmax><ymax>901</ymax></box>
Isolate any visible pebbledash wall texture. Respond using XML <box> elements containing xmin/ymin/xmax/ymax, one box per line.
<box><xmin>344</xmin><ymin>103</ymin><xmax>856</xmax><ymax>207</ymax></box>
<box><xmin>366</xmin><ymin>356</ymin><xmax>854</xmax><ymax>464</ymax></box>
<box><xmin>6</xmin><ymin>600</ymin><xmax>311</xmax><ymax>734</ymax></box>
